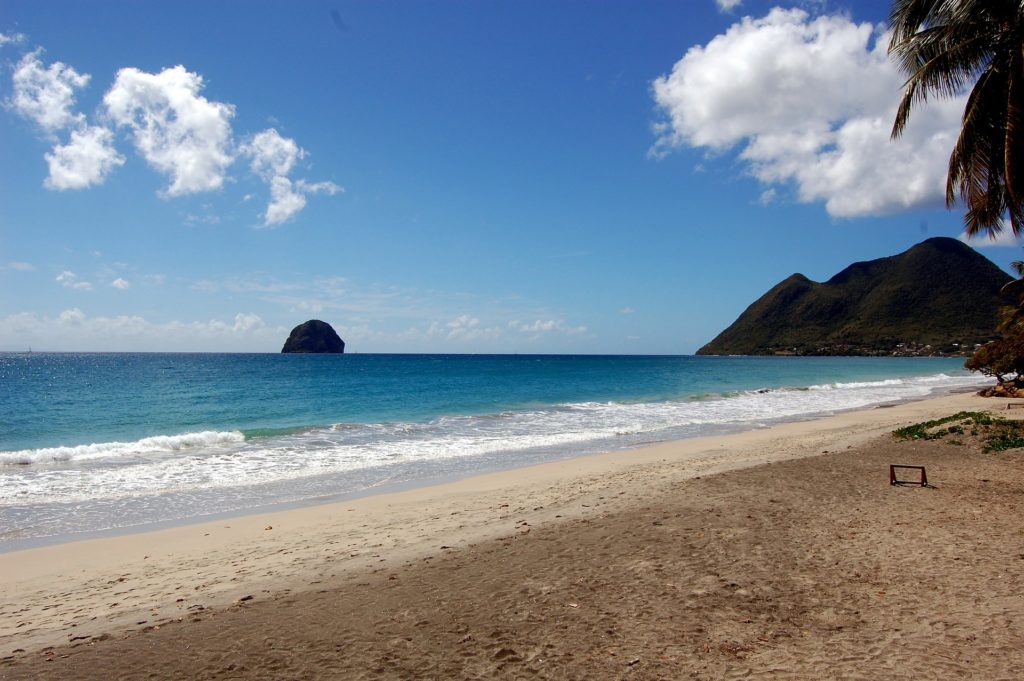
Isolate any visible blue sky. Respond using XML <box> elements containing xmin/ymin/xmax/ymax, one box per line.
<box><xmin>1</xmin><ymin>0</ymin><xmax>1019</xmax><ymax>353</ymax></box>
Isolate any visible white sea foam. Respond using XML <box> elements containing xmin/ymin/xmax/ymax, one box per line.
<box><xmin>0</xmin><ymin>370</ymin><xmax>985</xmax><ymax>509</ymax></box>
<box><xmin>0</xmin><ymin>430</ymin><xmax>244</xmax><ymax>466</ymax></box>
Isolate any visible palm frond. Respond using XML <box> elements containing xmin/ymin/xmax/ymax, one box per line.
<box><xmin>891</xmin><ymin>0</ymin><xmax>1024</xmax><ymax>237</ymax></box>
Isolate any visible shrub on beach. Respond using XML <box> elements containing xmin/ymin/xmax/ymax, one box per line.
<box><xmin>965</xmin><ymin>337</ymin><xmax>1024</xmax><ymax>388</ymax></box>
<box><xmin>892</xmin><ymin>411</ymin><xmax>1024</xmax><ymax>452</ymax></box>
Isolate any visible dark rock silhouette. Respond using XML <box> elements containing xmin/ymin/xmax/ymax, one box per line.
<box><xmin>281</xmin><ymin>320</ymin><xmax>346</xmax><ymax>354</ymax></box>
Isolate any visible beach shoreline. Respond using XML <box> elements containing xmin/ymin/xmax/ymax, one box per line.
<box><xmin>3</xmin><ymin>389</ymin><xmax>1022</xmax><ymax>679</ymax></box>
<box><xmin>0</xmin><ymin>379</ymin><xmax>986</xmax><ymax>555</ymax></box>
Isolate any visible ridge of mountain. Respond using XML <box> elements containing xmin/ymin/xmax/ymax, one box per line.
<box><xmin>696</xmin><ymin>237</ymin><xmax>1012</xmax><ymax>356</ymax></box>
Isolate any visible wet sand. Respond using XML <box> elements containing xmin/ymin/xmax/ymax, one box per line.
<box><xmin>2</xmin><ymin>391</ymin><xmax>1022</xmax><ymax>679</ymax></box>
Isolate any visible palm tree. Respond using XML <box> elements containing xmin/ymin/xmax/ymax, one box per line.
<box><xmin>889</xmin><ymin>0</ymin><xmax>1024</xmax><ymax>238</ymax></box>
<box><xmin>998</xmin><ymin>258</ymin><xmax>1024</xmax><ymax>332</ymax></box>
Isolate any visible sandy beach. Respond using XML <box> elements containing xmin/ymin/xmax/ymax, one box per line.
<box><xmin>2</xmin><ymin>391</ymin><xmax>1022</xmax><ymax>679</ymax></box>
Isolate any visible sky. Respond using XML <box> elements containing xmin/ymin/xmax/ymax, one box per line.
<box><xmin>1</xmin><ymin>0</ymin><xmax>1020</xmax><ymax>354</ymax></box>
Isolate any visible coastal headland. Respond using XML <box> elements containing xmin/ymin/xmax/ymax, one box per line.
<box><xmin>2</xmin><ymin>391</ymin><xmax>1022</xmax><ymax>679</ymax></box>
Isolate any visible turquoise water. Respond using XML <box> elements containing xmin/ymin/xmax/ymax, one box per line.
<box><xmin>0</xmin><ymin>353</ymin><xmax>980</xmax><ymax>547</ymax></box>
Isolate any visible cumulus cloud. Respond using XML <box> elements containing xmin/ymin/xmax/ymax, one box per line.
<box><xmin>58</xmin><ymin>307</ymin><xmax>86</xmax><ymax>325</ymax></box>
<box><xmin>959</xmin><ymin>226</ymin><xmax>1022</xmax><ymax>249</ymax></box>
<box><xmin>104</xmin><ymin>65</ymin><xmax>235</xmax><ymax>196</ymax></box>
<box><xmin>245</xmin><ymin>127</ymin><xmax>302</xmax><ymax>178</ymax></box>
<box><xmin>44</xmin><ymin>125</ymin><xmax>125</xmax><ymax>190</ymax></box>
<box><xmin>426</xmin><ymin>314</ymin><xmax>503</xmax><ymax>342</ymax></box>
<box><xmin>650</xmin><ymin>8</ymin><xmax>964</xmax><ymax>218</ymax></box>
<box><xmin>241</xmin><ymin>128</ymin><xmax>342</xmax><ymax>226</ymax></box>
<box><xmin>9</xmin><ymin>49</ymin><xmax>88</xmax><ymax>132</ymax></box>
<box><xmin>509</xmin><ymin>319</ymin><xmax>587</xmax><ymax>335</ymax></box>
<box><xmin>8</xmin><ymin>51</ymin><xmax>124</xmax><ymax>191</ymax></box>
<box><xmin>230</xmin><ymin>312</ymin><xmax>264</xmax><ymax>333</ymax></box>
<box><xmin>0</xmin><ymin>32</ymin><xmax>26</xmax><ymax>47</ymax></box>
<box><xmin>8</xmin><ymin>44</ymin><xmax>339</xmax><ymax>222</ymax></box>
<box><xmin>0</xmin><ymin>309</ymin><xmax>277</xmax><ymax>351</ymax></box>
<box><xmin>111</xmin><ymin>277</ymin><xmax>130</xmax><ymax>290</ymax></box>
<box><xmin>9</xmin><ymin>50</ymin><xmax>88</xmax><ymax>132</ymax></box>
<box><xmin>265</xmin><ymin>176</ymin><xmax>307</xmax><ymax>225</ymax></box>
<box><xmin>55</xmin><ymin>270</ymin><xmax>92</xmax><ymax>291</ymax></box>
<box><xmin>715</xmin><ymin>0</ymin><xmax>742</xmax><ymax>11</ymax></box>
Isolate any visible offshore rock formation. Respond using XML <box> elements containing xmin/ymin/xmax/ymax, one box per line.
<box><xmin>281</xmin><ymin>320</ymin><xmax>346</xmax><ymax>354</ymax></box>
<box><xmin>697</xmin><ymin>237</ymin><xmax>1011</xmax><ymax>356</ymax></box>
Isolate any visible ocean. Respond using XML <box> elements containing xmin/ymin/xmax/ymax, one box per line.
<box><xmin>0</xmin><ymin>353</ymin><xmax>983</xmax><ymax>550</ymax></box>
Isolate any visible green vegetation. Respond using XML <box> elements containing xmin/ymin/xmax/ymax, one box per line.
<box><xmin>985</xmin><ymin>429</ymin><xmax>1024</xmax><ymax>452</ymax></box>
<box><xmin>889</xmin><ymin>0</ymin><xmax>1024</xmax><ymax>238</ymax></box>
<box><xmin>892</xmin><ymin>411</ymin><xmax>1024</xmax><ymax>453</ymax></box>
<box><xmin>697</xmin><ymin>238</ymin><xmax>1010</xmax><ymax>356</ymax></box>
<box><xmin>888</xmin><ymin>1</ymin><xmax>1024</xmax><ymax>392</ymax></box>
<box><xmin>965</xmin><ymin>336</ymin><xmax>1024</xmax><ymax>384</ymax></box>
<box><xmin>891</xmin><ymin>411</ymin><xmax>993</xmax><ymax>441</ymax></box>
<box><xmin>965</xmin><ymin>263</ymin><xmax>1024</xmax><ymax>392</ymax></box>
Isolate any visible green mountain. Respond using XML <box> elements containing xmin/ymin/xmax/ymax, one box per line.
<box><xmin>696</xmin><ymin>237</ymin><xmax>1013</xmax><ymax>356</ymax></box>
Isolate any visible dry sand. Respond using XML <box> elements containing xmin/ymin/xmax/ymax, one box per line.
<box><xmin>1</xmin><ymin>391</ymin><xmax>1022</xmax><ymax>679</ymax></box>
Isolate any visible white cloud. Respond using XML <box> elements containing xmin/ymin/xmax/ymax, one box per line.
<box><xmin>448</xmin><ymin>314</ymin><xmax>480</xmax><ymax>333</ymax></box>
<box><xmin>55</xmin><ymin>270</ymin><xmax>92</xmax><ymax>291</ymax></box>
<box><xmin>184</xmin><ymin>210</ymin><xmax>222</xmax><ymax>226</ymax></box>
<box><xmin>262</xmin><ymin>178</ymin><xmax>343</xmax><ymax>225</ymax></box>
<box><xmin>715</xmin><ymin>0</ymin><xmax>742</xmax><ymax>11</ymax></box>
<box><xmin>241</xmin><ymin>128</ymin><xmax>342</xmax><ymax>226</ymax></box>
<box><xmin>509</xmin><ymin>319</ymin><xmax>587</xmax><ymax>335</ymax></box>
<box><xmin>298</xmin><ymin>180</ymin><xmax>343</xmax><ymax>195</ymax></box>
<box><xmin>44</xmin><ymin>125</ymin><xmax>125</xmax><ymax>190</ymax></box>
<box><xmin>650</xmin><ymin>8</ymin><xmax>963</xmax><ymax>218</ymax></box>
<box><xmin>111</xmin><ymin>277</ymin><xmax>130</xmax><ymax>290</ymax></box>
<box><xmin>58</xmin><ymin>307</ymin><xmax>86</xmax><ymax>325</ymax></box>
<box><xmin>4</xmin><ymin>261</ymin><xmax>35</xmax><ymax>271</ymax></box>
<box><xmin>428</xmin><ymin>314</ymin><xmax>503</xmax><ymax>341</ymax></box>
<box><xmin>231</xmin><ymin>312</ymin><xmax>264</xmax><ymax>333</ymax></box>
<box><xmin>266</xmin><ymin>176</ymin><xmax>307</xmax><ymax>225</ymax></box>
<box><xmin>104</xmin><ymin>65</ymin><xmax>235</xmax><ymax>196</ymax></box>
<box><xmin>960</xmin><ymin>227</ymin><xmax>1022</xmax><ymax>249</ymax></box>
<box><xmin>620</xmin><ymin>307</ymin><xmax>635</xmax><ymax>314</ymax></box>
<box><xmin>8</xmin><ymin>47</ymin><xmax>334</xmax><ymax>224</ymax></box>
<box><xmin>245</xmin><ymin>128</ymin><xmax>302</xmax><ymax>178</ymax></box>
<box><xmin>9</xmin><ymin>50</ymin><xmax>88</xmax><ymax>132</ymax></box>
<box><xmin>293</xmin><ymin>299</ymin><xmax>324</xmax><ymax>314</ymax></box>
<box><xmin>0</xmin><ymin>309</ymin><xmax>279</xmax><ymax>351</ymax></box>
<box><xmin>0</xmin><ymin>32</ymin><xmax>27</xmax><ymax>46</ymax></box>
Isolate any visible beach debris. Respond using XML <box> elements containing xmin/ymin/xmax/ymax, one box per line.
<box><xmin>627</xmin><ymin>657</ymin><xmax>641</xmax><ymax>666</ymax></box>
<box><xmin>493</xmin><ymin>647</ymin><xmax>521</xmax><ymax>661</ymax></box>
<box><xmin>237</xmin><ymin>595</ymin><xmax>254</xmax><ymax>602</ymax></box>
<box><xmin>889</xmin><ymin>464</ymin><xmax>928</xmax><ymax>487</ymax></box>
<box><xmin>264</xmin><ymin>525</ymin><xmax>273</xmax><ymax>530</ymax></box>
